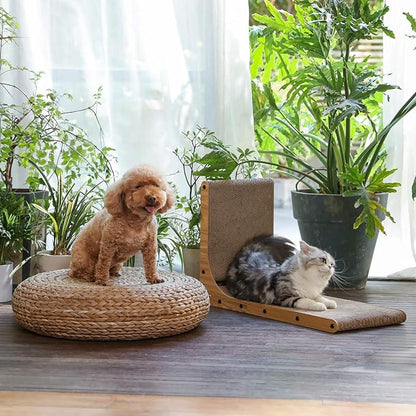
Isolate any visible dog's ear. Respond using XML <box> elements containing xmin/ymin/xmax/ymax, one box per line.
<box><xmin>158</xmin><ymin>184</ymin><xmax>175</xmax><ymax>214</ymax></box>
<box><xmin>104</xmin><ymin>179</ymin><xmax>125</xmax><ymax>215</ymax></box>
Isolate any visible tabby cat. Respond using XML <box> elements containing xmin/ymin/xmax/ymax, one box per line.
<box><xmin>225</xmin><ymin>235</ymin><xmax>337</xmax><ymax>311</ymax></box>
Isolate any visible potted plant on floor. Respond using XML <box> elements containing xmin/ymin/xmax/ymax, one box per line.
<box><xmin>169</xmin><ymin>126</ymin><xmax>257</xmax><ymax>278</ymax></box>
<box><xmin>168</xmin><ymin>128</ymin><xmax>207</xmax><ymax>278</ymax></box>
<box><xmin>0</xmin><ymin>193</ymin><xmax>41</xmax><ymax>301</ymax></box>
<box><xmin>251</xmin><ymin>0</ymin><xmax>416</xmax><ymax>288</ymax></box>
<box><xmin>31</xmin><ymin>166</ymin><xmax>104</xmax><ymax>273</ymax></box>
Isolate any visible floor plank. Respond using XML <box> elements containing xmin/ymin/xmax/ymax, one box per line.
<box><xmin>0</xmin><ymin>281</ymin><xmax>415</xmax><ymax>404</ymax></box>
<box><xmin>1</xmin><ymin>391</ymin><xmax>416</xmax><ymax>416</ymax></box>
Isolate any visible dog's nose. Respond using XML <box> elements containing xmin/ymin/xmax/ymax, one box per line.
<box><xmin>146</xmin><ymin>195</ymin><xmax>156</xmax><ymax>206</ymax></box>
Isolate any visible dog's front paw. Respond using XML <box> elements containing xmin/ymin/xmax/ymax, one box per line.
<box><xmin>147</xmin><ymin>276</ymin><xmax>164</xmax><ymax>284</ymax></box>
<box><xmin>110</xmin><ymin>264</ymin><xmax>123</xmax><ymax>277</ymax></box>
<box><xmin>95</xmin><ymin>278</ymin><xmax>109</xmax><ymax>286</ymax></box>
<box><xmin>94</xmin><ymin>273</ymin><xmax>110</xmax><ymax>286</ymax></box>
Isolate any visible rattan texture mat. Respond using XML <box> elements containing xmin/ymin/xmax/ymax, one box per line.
<box><xmin>12</xmin><ymin>267</ymin><xmax>210</xmax><ymax>341</ymax></box>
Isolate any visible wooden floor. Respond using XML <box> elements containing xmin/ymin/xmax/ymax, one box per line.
<box><xmin>1</xmin><ymin>280</ymin><xmax>415</xmax><ymax>415</ymax></box>
<box><xmin>2</xmin><ymin>391</ymin><xmax>416</xmax><ymax>416</ymax></box>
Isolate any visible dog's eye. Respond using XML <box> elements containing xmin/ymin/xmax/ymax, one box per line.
<box><xmin>135</xmin><ymin>185</ymin><xmax>142</xmax><ymax>190</ymax></box>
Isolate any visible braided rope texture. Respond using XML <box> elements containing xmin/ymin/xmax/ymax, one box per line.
<box><xmin>12</xmin><ymin>267</ymin><xmax>210</xmax><ymax>341</ymax></box>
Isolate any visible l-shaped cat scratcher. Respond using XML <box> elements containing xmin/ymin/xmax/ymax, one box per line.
<box><xmin>199</xmin><ymin>179</ymin><xmax>406</xmax><ymax>333</ymax></box>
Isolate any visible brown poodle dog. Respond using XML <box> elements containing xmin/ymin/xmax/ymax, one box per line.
<box><xmin>69</xmin><ymin>165</ymin><xmax>175</xmax><ymax>285</ymax></box>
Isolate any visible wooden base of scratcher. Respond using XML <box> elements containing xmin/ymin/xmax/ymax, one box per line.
<box><xmin>198</xmin><ymin>279</ymin><xmax>406</xmax><ymax>333</ymax></box>
<box><xmin>12</xmin><ymin>267</ymin><xmax>210</xmax><ymax>341</ymax></box>
<box><xmin>199</xmin><ymin>179</ymin><xmax>406</xmax><ymax>333</ymax></box>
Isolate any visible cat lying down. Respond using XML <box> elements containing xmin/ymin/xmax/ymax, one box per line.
<box><xmin>225</xmin><ymin>235</ymin><xmax>337</xmax><ymax>311</ymax></box>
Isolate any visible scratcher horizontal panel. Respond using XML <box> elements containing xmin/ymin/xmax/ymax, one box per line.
<box><xmin>12</xmin><ymin>267</ymin><xmax>210</xmax><ymax>341</ymax></box>
<box><xmin>199</xmin><ymin>179</ymin><xmax>406</xmax><ymax>333</ymax></box>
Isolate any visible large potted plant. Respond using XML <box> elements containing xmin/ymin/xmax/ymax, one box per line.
<box><xmin>0</xmin><ymin>193</ymin><xmax>41</xmax><ymax>301</ymax></box>
<box><xmin>245</xmin><ymin>0</ymin><xmax>416</xmax><ymax>288</ymax></box>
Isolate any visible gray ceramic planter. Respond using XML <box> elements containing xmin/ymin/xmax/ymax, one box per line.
<box><xmin>291</xmin><ymin>190</ymin><xmax>388</xmax><ymax>289</ymax></box>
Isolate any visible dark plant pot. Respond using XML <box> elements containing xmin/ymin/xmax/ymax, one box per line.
<box><xmin>291</xmin><ymin>190</ymin><xmax>388</xmax><ymax>290</ymax></box>
<box><xmin>12</xmin><ymin>189</ymin><xmax>48</xmax><ymax>280</ymax></box>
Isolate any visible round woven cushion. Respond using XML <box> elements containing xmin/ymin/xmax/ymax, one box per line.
<box><xmin>12</xmin><ymin>267</ymin><xmax>210</xmax><ymax>341</ymax></box>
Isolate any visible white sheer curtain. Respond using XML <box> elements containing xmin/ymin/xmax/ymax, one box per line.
<box><xmin>3</xmin><ymin>0</ymin><xmax>254</xmax><ymax>188</ymax></box>
<box><xmin>371</xmin><ymin>0</ymin><xmax>416</xmax><ymax>277</ymax></box>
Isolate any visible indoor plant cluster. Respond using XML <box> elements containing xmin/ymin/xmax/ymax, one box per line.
<box><xmin>0</xmin><ymin>192</ymin><xmax>43</xmax><ymax>301</ymax></box>
<box><xmin>249</xmin><ymin>0</ymin><xmax>416</xmax><ymax>238</ymax></box>
<box><xmin>0</xmin><ymin>6</ymin><xmax>114</xmax><ymax>290</ymax></box>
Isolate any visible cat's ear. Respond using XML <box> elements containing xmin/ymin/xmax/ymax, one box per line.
<box><xmin>299</xmin><ymin>241</ymin><xmax>314</xmax><ymax>255</ymax></box>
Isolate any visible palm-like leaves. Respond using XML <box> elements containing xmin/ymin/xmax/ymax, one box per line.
<box><xmin>247</xmin><ymin>0</ymin><xmax>416</xmax><ymax>238</ymax></box>
<box><xmin>0</xmin><ymin>193</ymin><xmax>40</xmax><ymax>265</ymax></box>
<box><xmin>32</xmin><ymin>166</ymin><xmax>101</xmax><ymax>255</ymax></box>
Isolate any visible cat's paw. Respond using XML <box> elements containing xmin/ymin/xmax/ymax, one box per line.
<box><xmin>295</xmin><ymin>298</ymin><xmax>327</xmax><ymax>311</ymax></box>
<box><xmin>316</xmin><ymin>296</ymin><xmax>337</xmax><ymax>309</ymax></box>
<box><xmin>313</xmin><ymin>302</ymin><xmax>327</xmax><ymax>311</ymax></box>
<box><xmin>324</xmin><ymin>299</ymin><xmax>337</xmax><ymax>309</ymax></box>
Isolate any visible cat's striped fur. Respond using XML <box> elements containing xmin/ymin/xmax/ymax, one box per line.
<box><xmin>225</xmin><ymin>235</ymin><xmax>337</xmax><ymax>311</ymax></box>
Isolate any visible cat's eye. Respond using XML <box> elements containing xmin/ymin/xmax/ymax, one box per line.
<box><xmin>321</xmin><ymin>257</ymin><xmax>327</xmax><ymax>264</ymax></box>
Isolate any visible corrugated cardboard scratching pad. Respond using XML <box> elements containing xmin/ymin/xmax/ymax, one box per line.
<box><xmin>12</xmin><ymin>267</ymin><xmax>210</xmax><ymax>341</ymax></box>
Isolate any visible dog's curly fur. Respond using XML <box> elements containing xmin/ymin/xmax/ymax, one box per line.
<box><xmin>69</xmin><ymin>164</ymin><xmax>175</xmax><ymax>285</ymax></box>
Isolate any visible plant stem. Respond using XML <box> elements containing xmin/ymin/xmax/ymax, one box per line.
<box><xmin>343</xmin><ymin>41</ymin><xmax>351</xmax><ymax>167</ymax></box>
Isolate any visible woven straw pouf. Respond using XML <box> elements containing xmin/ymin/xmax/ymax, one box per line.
<box><xmin>12</xmin><ymin>267</ymin><xmax>210</xmax><ymax>341</ymax></box>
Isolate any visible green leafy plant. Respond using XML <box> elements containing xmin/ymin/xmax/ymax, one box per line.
<box><xmin>193</xmin><ymin>130</ymin><xmax>258</xmax><ymax>181</ymax></box>
<box><xmin>247</xmin><ymin>0</ymin><xmax>416</xmax><ymax>238</ymax></box>
<box><xmin>168</xmin><ymin>128</ymin><xmax>207</xmax><ymax>251</ymax></box>
<box><xmin>0</xmin><ymin>192</ymin><xmax>41</xmax><ymax>267</ymax></box>
<box><xmin>412</xmin><ymin>180</ymin><xmax>416</xmax><ymax>201</ymax></box>
<box><xmin>168</xmin><ymin>191</ymin><xmax>201</xmax><ymax>250</ymax></box>
<box><xmin>31</xmin><ymin>165</ymin><xmax>102</xmax><ymax>255</ymax></box>
<box><xmin>124</xmin><ymin>214</ymin><xmax>178</xmax><ymax>270</ymax></box>
<box><xmin>155</xmin><ymin>214</ymin><xmax>180</xmax><ymax>270</ymax></box>
<box><xmin>0</xmin><ymin>7</ymin><xmax>114</xmax><ymax>194</ymax></box>
<box><xmin>250</xmin><ymin>14</ymin><xmax>315</xmax><ymax>176</ymax></box>
<box><xmin>168</xmin><ymin>126</ymin><xmax>257</xmax><ymax>256</ymax></box>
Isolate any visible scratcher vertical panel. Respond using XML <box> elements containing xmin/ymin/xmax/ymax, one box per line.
<box><xmin>201</xmin><ymin>179</ymin><xmax>274</xmax><ymax>282</ymax></box>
